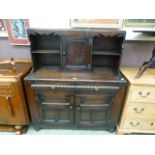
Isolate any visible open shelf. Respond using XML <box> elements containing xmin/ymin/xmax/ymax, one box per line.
<box><xmin>29</xmin><ymin>33</ymin><xmax>61</xmax><ymax>50</ymax></box>
<box><xmin>92</xmin><ymin>55</ymin><xmax>120</xmax><ymax>71</ymax></box>
<box><xmin>32</xmin><ymin>53</ymin><xmax>61</xmax><ymax>69</ymax></box>
<box><xmin>31</xmin><ymin>49</ymin><xmax>61</xmax><ymax>54</ymax></box>
<box><xmin>93</xmin><ymin>50</ymin><xmax>121</xmax><ymax>56</ymax></box>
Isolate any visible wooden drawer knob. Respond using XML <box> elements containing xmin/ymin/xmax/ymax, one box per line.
<box><xmin>76</xmin><ymin>106</ymin><xmax>80</xmax><ymax>110</ymax></box>
<box><xmin>139</xmin><ymin>91</ymin><xmax>150</xmax><ymax>98</ymax></box>
<box><xmin>133</xmin><ymin>108</ymin><xmax>144</xmax><ymax>113</ymax></box>
<box><xmin>69</xmin><ymin>105</ymin><xmax>73</xmax><ymax>109</ymax></box>
<box><xmin>130</xmin><ymin>122</ymin><xmax>140</xmax><ymax>127</ymax></box>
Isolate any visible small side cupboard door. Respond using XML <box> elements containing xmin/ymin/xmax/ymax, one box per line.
<box><xmin>62</xmin><ymin>35</ymin><xmax>92</xmax><ymax>71</ymax></box>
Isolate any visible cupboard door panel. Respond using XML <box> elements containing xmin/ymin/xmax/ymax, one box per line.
<box><xmin>62</xmin><ymin>35</ymin><xmax>92</xmax><ymax>70</ymax></box>
<box><xmin>75</xmin><ymin>91</ymin><xmax>117</xmax><ymax>129</ymax></box>
<box><xmin>32</xmin><ymin>88</ymin><xmax>75</xmax><ymax>128</ymax></box>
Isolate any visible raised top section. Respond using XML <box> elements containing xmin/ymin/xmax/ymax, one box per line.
<box><xmin>28</xmin><ymin>29</ymin><xmax>126</xmax><ymax>72</ymax></box>
<box><xmin>121</xmin><ymin>67</ymin><xmax>155</xmax><ymax>85</ymax></box>
<box><xmin>27</xmin><ymin>28</ymin><xmax>126</xmax><ymax>37</ymax></box>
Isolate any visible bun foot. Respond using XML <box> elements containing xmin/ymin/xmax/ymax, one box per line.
<box><xmin>14</xmin><ymin>125</ymin><xmax>27</xmax><ymax>135</ymax></box>
<box><xmin>34</xmin><ymin>126</ymin><xmax>41</xmax><ymax>131</ymax></box>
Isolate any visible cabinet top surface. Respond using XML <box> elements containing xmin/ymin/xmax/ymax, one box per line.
<box><xmin>121</xmin><ymin>67</ymin><xmax>155</xmax><ymax>85</ymax></box>
<box><xmin>25</xmin><ymin>67</ymin><xmax>124</xmax><ymax>83</ymax></box>
<box><xmin>0</xmin><ymin>60</ymin><xmax>32</xmax><ymax>78</ymax></box>
<box><xmin>27</xmin><ymin>28</ymin><xmax>126</xmax><ymax>35</ymax></box>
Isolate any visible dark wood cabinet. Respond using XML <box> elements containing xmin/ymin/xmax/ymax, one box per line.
<box><xmin>25</xmin><ymin>29</ymin><xmax>126</xmax><ymax>132</ymax></box>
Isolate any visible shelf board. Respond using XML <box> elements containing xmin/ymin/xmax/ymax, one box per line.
<box><xmin>93</xmin><ymin>50</ymin><xmax>121</xmax><ymax>56</ymax></box>
<box><xmin>31</xmin><ymin>49</ymin><xmax>60</xmax><ymax>54</ymax></box>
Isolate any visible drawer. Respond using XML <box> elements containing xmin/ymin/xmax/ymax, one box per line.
<box><xmin>127</xmin><ymin>102</ymin><xmax>155</xmax><ymax>117</ymax></box>
<box><xmin>31</xmin><ymin>83</ymin><xmax>120</xmax><ymax>94</ymax></box>
<box><xmin>130</xmin><ymin>86</ymin><xmax>155</xmax><ymax>103</ymax></box>
<box><xmin>123</xmin><ymin>116</ymin><xmax>155</xmax><ymax>130</ymax></box>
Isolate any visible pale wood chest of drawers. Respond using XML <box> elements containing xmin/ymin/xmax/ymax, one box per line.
<box><xmin>117</xmin><ymin>68</ymin><xmax>155</xmax><ymax>134</ymax></box>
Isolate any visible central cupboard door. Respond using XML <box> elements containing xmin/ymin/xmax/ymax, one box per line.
<box><xmin>32</xmin><ymin>86</ymin><xmax>75</xmax><ymax>129</ymax></box>
<box><xmin>75</xmin><ymin>89</ymin><xmax>118</xmax><ymax>130</ymax></box>
<box><xmin>62</xmin><ymin>35</ymin><xmax>92</xmax><ymax>70</ymax></box>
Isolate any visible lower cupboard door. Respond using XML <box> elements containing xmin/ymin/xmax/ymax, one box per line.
<box><xmin>41</xmin><ymin>104</ymin><xmax>74</xmax><ymax>127</ymax></box>
<box><xmin>35</xmin><ymin>94</ymin><xmax>75</xmax><ymax>128</ymax></box>
<box><xmin>76</xmin><ymin>105</ymin><xmax>109</xmax><ymax>129</ymax></box>
<box><xmin>75</xmin><ymin>92</ymin><xmax>116</xmax><ymax>129</ymax></box>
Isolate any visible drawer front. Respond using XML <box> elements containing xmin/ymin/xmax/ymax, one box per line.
<box><xmin>130</xmin><ymin>86</ymin><xmax>155</xmax><ymax>103</ymax></box>
<box><xmin>127</xmin><ymin>102</ymin><xmax>155</xmax><ymax>117</ymax></box>
<box><xmin>31</xmin><ymin>83</ymin><xmax>120</xmax><ymax>92</ymax></box>
<box><xmin>123</xmin><ymin>116</ymin><xmax>155</xmax><ymax>130</ymax></box>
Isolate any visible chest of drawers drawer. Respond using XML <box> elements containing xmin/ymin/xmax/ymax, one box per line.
<box><xmin>123</xmin><ymin>116</ymin><xmax>155</xmax><ymax>130</ymax></box>
<box><xmin>130</xmin><ymin>86</ymin><xmax>155</xmax><ymax>103</ymax></box>
<box><xmin>127</xmin><ymin>102</ymin><xmax>155</xmax><ymax>117</ymax></box>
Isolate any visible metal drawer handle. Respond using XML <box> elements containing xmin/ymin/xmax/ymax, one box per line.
<box><xmin>139</xmin><ymin>91</ymin><xmax>150</xmax><ymax>98</ymax></box>
<box><xmin>130</xmin><ymin>122</ymin><xmax>140</xmax><ymax>127</ymax></box>
<box><xmin>133</xmin><ymin>108</ymin><xmax>144</xmax><ymax>113</ymax></box>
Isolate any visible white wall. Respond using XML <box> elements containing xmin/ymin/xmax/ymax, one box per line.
<box><xmin>29</xmin><ymin>19</ymin><xmax>70</xmax><ymax>28</ymax></box>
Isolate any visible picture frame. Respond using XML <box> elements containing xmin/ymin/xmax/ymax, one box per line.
<box><xmin>4</xmin><ymin>19</ymin><xmax>30</xmax><ymax>45</ymax></box>
<box><xmin>124</xmin><ymin>19</ymin><xmax>155</xmax><ymax>27</ymax></box>
<box><xmin>0</xmin><ymin>19</ymin><xmax>8</xmax><ymax>37</ymax></box>
<box><xmin>70</xmin><ymin>19</ymin><xmax>123</xmax><ymax>29</ymax></box>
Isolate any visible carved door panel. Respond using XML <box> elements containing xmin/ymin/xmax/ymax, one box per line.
<box><xmin>0</xmin><ymin>81</ymin><xmax>28</xmax><ymax>125</ymax></box>
<box><xmin>31</xmin><ymin>85</ymin><xmax>75</xmax><ymax>128</ymax></box>
<box><xmin>75</xmin><ymin>89</ymin><xmax>118</xmax><ymax>129</ymax></box>
<box><xmin>62</xmin><ymin>35</ymin><xmax>92</xmax><ymax>70</ymax></box>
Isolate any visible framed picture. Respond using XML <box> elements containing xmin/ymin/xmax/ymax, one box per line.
<box><xmin>124</xmin><ymin>19</ymin><xmax>155</xmax><ymax>27</ymax></box>
<box><xmin>0</xmin><ymin>19</ymin><xmax>8</xmax><ymax>37</ymax></box>
<box><xmin>70</xmin><ymin>19</ymin><xmax>123</xmax><ymax>28</ymax></box>
<box><xmin>4</xmin><ymin>19</ymin><xmax>30</xmax><ymax>45</ymax></box>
